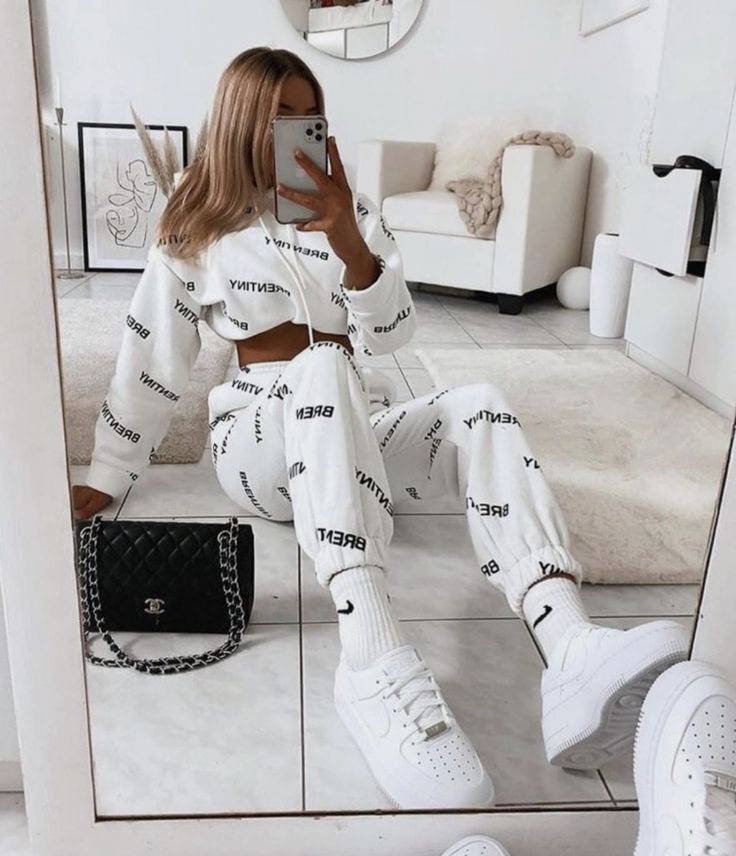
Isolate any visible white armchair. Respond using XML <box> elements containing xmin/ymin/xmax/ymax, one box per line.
<box><xmin>356</xmin><ymin>139</ymin><xmax>592</xmax><ymax>314</ymax></box>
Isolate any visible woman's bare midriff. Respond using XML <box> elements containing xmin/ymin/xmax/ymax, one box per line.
<box><xmin>234</xmin><ymin>320</ymin><xmax>353</xmax><ymax>368</ymax></box>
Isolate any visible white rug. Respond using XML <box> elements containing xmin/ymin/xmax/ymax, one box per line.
<box><xmin>58</xmin><ymin>299</ymin><xmax>232</xmax><ymax>465</ymax></box>
<box><xmin>415</xmin><ymin>347</ymin><xmax>731</xmax><ymax>585</ymax></box>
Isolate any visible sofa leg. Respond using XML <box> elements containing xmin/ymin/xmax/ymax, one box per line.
<box><xmin>497</xmin><ymin>293</ymin><xmax>524</xmax><ymax>315</ymax></box>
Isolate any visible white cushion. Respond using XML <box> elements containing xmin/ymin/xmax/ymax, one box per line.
<box><xmin>428</xmin><ymin>114</ymin><xmax>531</xmax><ymax>191</ymax></box>
<box><xmin>382</xmin><ymin>190</ymin><xmax>476</xmax><ymax>238</ymax></box>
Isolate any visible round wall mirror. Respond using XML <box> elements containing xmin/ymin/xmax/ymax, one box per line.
<box><xmin>280</xmin><ymin>0</ymin><xmax>424</xmax><ymax>60</ymax></box>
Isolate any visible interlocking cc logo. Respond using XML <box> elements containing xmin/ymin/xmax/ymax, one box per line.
<box><xmin>144</xmin><ymin>598</ymin><xmax>166</xmax><ymax>616</ymax></box>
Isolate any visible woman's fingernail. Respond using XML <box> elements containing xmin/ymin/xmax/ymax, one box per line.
<box><xmin>294</xmin><ymin>148</ymin><xmax>302</xmax><ymax>158</ymax></box>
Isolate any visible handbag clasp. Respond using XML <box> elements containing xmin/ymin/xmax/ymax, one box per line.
<box><xmin>144</xmin><ymin>598</ymin><xmax>166</xmax><ymax>616</ymax></box>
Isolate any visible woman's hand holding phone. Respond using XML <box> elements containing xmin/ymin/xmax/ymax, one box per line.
<box><xmin>276</xmin><ymin>137</ymin><xmax>380</xmax><ymax>288</ymax></box>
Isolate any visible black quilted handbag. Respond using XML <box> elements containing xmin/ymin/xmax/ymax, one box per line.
<box><xmin>74</xmin><ymin>515</ymin><xmax>254</xmax><ymax>675</ymax></box>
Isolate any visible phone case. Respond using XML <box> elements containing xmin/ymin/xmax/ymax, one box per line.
<box><xmin>272</xmin><ymin>115</ymin><xmax>329</xmax><ymax>224</ymax></box>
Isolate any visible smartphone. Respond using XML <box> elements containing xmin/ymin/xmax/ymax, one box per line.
<box><xmin>272</xmin><ymin>115</ymin><xmax>329</xmax><ymax>224</ymax></box>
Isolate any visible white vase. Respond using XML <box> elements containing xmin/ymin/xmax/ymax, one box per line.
<box><xmin>589</xmin><ymin>232</ymin><xmax>634</xmax><ymax>338</ymax></box>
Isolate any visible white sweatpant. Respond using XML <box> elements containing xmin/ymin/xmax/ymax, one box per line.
<box><xmin>209</xmin><ymin>342</ymin><xmax>582</xmax><ymax>614</ymax></box>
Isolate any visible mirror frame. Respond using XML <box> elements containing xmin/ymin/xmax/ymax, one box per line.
<box><xmin>2</xmin><ymin>3</ymin><xmax>734</xmax><ymax>853</ymax></box>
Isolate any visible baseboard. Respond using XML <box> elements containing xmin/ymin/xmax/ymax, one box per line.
<box><xmin>0</xmin><ymin>761</ymin><xmax>23</xmax><ymax>792</ymax></box>
<box><xmin>626</xmin><ymin>343</ymin><xmax>735</xmax><ymax>420</ymax></box>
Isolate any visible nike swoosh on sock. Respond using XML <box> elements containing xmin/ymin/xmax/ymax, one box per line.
<box><xmin>533</xmin><ymin>604</ymin><xmax>553</xmax><ymax>629</ymax></box>
<box><xmin>337</xmin><ymin>600</ymin><xmax>355</xmax><ymax>615</ymax></box>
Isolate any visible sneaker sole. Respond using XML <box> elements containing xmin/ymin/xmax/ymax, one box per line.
<box><xmin>334</xmin><ymin>684</ymin><xmax>495</xmax><ymax>810</ymax></box>
<box><xmin>547</xmin><ymin>625</ymin><xmax>688</xmax><ymax>769</ymax></box>
<box><xmin>632</xmin><ymin>661</ymin><xmax>716</xmax><ymax>856</ymax></box>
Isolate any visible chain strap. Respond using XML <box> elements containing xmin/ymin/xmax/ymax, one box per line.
<box><xmin>77</xmin><ymin>516</ymin><xmax>246</xmax><ymax>675</ymax></box>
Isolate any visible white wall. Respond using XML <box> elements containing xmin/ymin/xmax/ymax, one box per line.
<box><xmin>32</xmin><ymin>0</ymin><xmax>568</xmax><ymax>267</ymax></box>
<box><xmin>552</xmin><ymin>0</ymin><xmax>670</xmax><ymax>263</ymax></box>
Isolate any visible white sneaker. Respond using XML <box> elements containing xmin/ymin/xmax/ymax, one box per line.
<box><xmin>542</xmin><ymin>620</ymin><xmax>689</xmax><ymax>769</ymax></box>
<box><xmin>634</xmin><ymin>660</ymin><xmax>736</xmax><ymax>856</ymax></box>
<box><xmin>439</xmin><ymin>835</ymin><xmax>510</xmax><ymax>856</ymax></box>
<box><xmin>334</xmin><ymin>645</ymin><xmax>494</xmax><ymax>809</ymax></box>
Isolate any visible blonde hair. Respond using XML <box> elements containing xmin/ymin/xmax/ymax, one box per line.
<box><xmin>156</xmin><ymin>47</ymin><xmax>325</xmax><ymax>260</ymax></box>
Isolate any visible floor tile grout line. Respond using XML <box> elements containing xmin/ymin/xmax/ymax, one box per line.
<box><xmin>58</xmin><ymin>270</ymin><xmax>96</xmax><ymax>298</ymax></box>
<box><xmin>297</xmin><ymin>544</ymin><xmax>307</xmax><ymax>813</ymax></box>
<box><xmin>524</xmin><ymin>311</ymin><xmax>550</xmax><ymax>331</ymax></box>
<box><xmin>286</xmin><ymin>612</ymin><xmax>695</xmax><ymax>626</ymax></box>
<box><xmin>303</xmin><ymin>615</ymin><xmax>533</xmax><ymax>625</ymax></box>
<box><xmin>440</xmin><ymin>295</ymin><xmax>554</xmax><ymax>331</ymax></box>
<box><xmin>521</xmin><ymin>616</ymin><xmax>548</xmax><ymax>667</ymax></box>
<box><xmin>455</xmin><ymin>320</ymin><xmax>484</xmax><ymax>347</ymax></box>
<box><xmin>248</xmin><ymin>620</ymin><xmax>302</xmax><ymax>627</ymax></box>
<box><xmin>58</xmin><ymin>282</ymin><xmax>81</xmax><ymax>299</ymax></box>
<box><xmin>597</xmin><ymin>770</ymin><xmax>619</xmax><ymax>806</ymax></box>
<box><xmin>432</xmin><ymin>301</ymin><xmax>489</xmax><ymax>345</ymax></box>
<box><xmin>111</xmin><ymin>512</ymin><xmax>472</xmax><ymax>519</ymax></box>
<box><xmin>589</xmin><ymin>612</ymin><xmax>695</xmax><ymax>620</ymax></box>
<box><xmin>413</xmin><ymin>285</ymin><xmax>459</xmax><ymax>322</ymax></box>
<box><xmin>113</xmin><ymin>485</ymin><xmax>133</xmax><ymax>520</ymax></box>
<box><xmin>421</xmin><ymin>297</ymin><xmax>490</xmax><ymax>348</ymax></box>
<box><xmin>547</xmin><ymin>328</ymin><xmax>570</xmax><ymax>347</ymax></box>
<box><xmin>510</xmin><ymin>297</ymin><xmax>585</xmax><ymax>346</ymax></box>
<box><xmin>433</xmin><ymin>306</ymin><xmax>571</xmax><ymax>348</ymax></box>
<box><xmin>520</xmin><ymin>313</ymin><xmax>569</xmax><ymax>346</ymax></box>
<box><xmin>396</xmin><ymin>362</ymin><xmax>416</xmax><ymax>398</ymax></box>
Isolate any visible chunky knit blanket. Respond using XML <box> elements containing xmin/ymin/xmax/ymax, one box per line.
<box><xmin>446</xmin><ymin>130</ymin><xmax>576</xmax><ymax>239</ymax></box>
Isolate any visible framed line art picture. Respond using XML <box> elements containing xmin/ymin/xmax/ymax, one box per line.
<box><xmin>77</xmin><ymin>122</ymin><xmax>188</xmax><ymax>272</ymax></box>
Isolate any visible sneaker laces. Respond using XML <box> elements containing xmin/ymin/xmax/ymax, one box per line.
<box><xmin>381</xmin><ymin>660</ymin><xmax>450</xmax><ymax>740</ymax></box>
<box><xmin>701</xmin><ymin>773</ymin><xmax>736</xmax><ymax>854</ymax></box>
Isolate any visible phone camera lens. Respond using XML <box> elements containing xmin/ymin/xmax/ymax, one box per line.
<box><xmin>315</xmin><ymin>133</ymin><xmax>323</xmax><ymax>141</ymax></box>
<box><xmin>315</xmin><ymin>122</ymin><xmax>323</xmax><ymax>131</ymax></box>
<box><xmin>306</xmin><ymin>128</ymin><xmax>314</xmax><ymax>136</ymax></box>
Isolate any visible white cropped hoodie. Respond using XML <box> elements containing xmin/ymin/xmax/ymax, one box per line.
<box><xmin>86</xmin><ymin>191</ymin><xmax>416</xmax><ymax>498</ymax></box>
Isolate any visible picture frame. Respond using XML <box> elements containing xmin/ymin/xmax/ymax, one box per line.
<box><xmin>77</xmin><ymin>121</ymin><xmax>188</xmax><ymax>273</ymax></box>
<box><xmin>579</xmin><ymin>0</ymin><xmax>650</xmax><ymax>36</ymax></box>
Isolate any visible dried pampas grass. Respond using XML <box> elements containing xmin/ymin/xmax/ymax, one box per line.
<box><xmin>130</xmin><ymin>103</ymin><xmax>172</xmax><ymax>196</ymax></box>
<box><xmin>130</xmin><ymin>105</ymin><xmax>209</xmax><ymax>198</ymax></box>
<box><xmin>194</xmin><ymin>115</ymin><xmax>209</xmax><ymax>162</ymax></box>
<box><xmin>162</xmin><ymin>126</ymin><xmax>179</xmax><ymax>190</ymax></box>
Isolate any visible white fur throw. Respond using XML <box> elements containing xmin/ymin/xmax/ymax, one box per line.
<box><xmin>429</xmin><ymin>117</ymin><xmax>514</xmax><ymax>191</ymax></box>
<box><xmin>446</xmin><ymin>130</ymin><xmax>576</xmax><ymax>239</ymax></box>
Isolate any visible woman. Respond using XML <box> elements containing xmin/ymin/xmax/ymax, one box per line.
<box><xmin>72</xmin><ymin>47</ymin><xmax>687</xmax><ymax>810</ymax></box>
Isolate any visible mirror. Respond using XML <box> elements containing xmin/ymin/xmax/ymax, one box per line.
<box><xmin>29</xmin><ymin>0</ymin><xmax>736</xmax><ymax>823</ymax></box>
<box><xmin>280</xmin><ymin>0</ymin><xmax>424</xmax><ymax>60</ymax></box>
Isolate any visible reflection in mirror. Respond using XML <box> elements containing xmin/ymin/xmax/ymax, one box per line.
<box><xmin>281</xmin><ymin>0</ymin><xmax>424</xmax><ymax>60</ymax></box>
<box><xmin>31</xmin><ymin>0</ymin><xmax>736</xmax><ymax>823</ymax></box>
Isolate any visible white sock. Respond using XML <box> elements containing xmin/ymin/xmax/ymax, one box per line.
<box><xmin>522</xmin><ymin>577</ymin><xmax>590</xmax><ymax>661</ymax></box>
<box><xmin>329</xmin><ymin>565</ymin><xmax>403</xmax><ymax>670</ymax></box>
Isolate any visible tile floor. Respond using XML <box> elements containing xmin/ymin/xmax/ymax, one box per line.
<box><xmin>19</xmin><ymin>275</ymin><xmax>702</xmax><ymax>820</ymax></box>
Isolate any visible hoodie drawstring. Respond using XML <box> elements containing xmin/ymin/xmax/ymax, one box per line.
<box><xmin>258</xmin><ymin>210</ymin><xmax>316</xmax><ymax>348</ymax></box>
